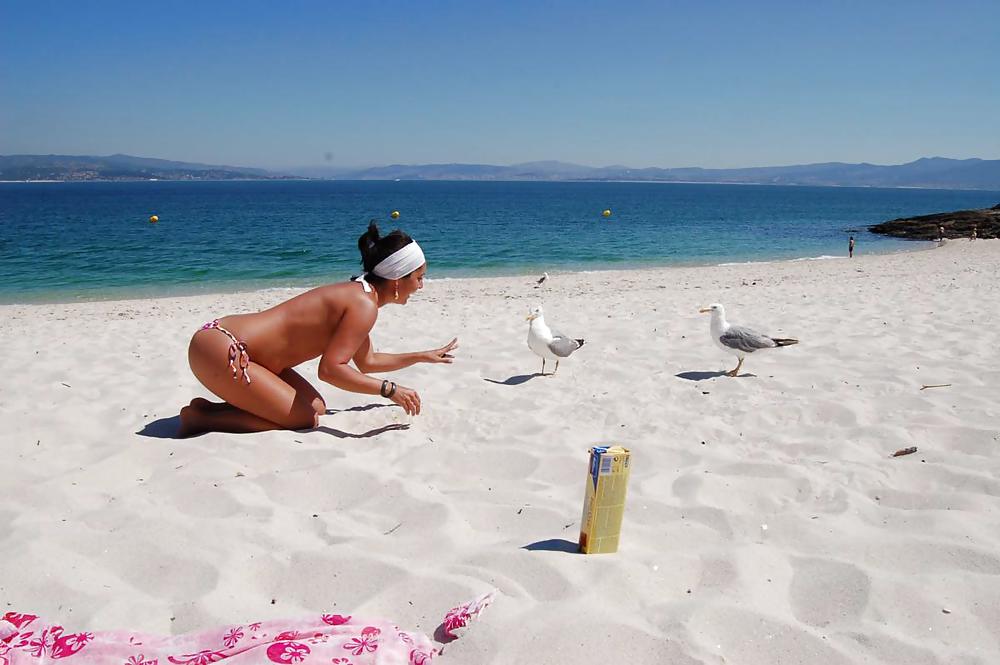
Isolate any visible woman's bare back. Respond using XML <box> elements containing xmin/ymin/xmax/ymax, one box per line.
<box><xmin>218</xmin><ymin>282</ymin><xmax>371</xmax><ymax>372</ymax></box>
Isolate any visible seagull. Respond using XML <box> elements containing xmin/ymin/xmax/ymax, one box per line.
<box><xmin>699</xmin><ymin>303</ymin><xmax>798</xmax><ymax>376</ymax></box>
<box><xmin>535</xmin><ymin>272</ymin><xmax>549</xmax><ymax>286</ymax></box>
<box><xmin>526</xmin><ymin>305</ymin><xmax>585</xmax><ymax>375</ymax></box>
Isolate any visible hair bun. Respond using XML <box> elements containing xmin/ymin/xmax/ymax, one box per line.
<box><xmin>357</xmin><ymin>220</ymin><xmax>414</xmax><ymax>277</ymax></box>
<box><xmin>364</xmin><ymin>220</ymin><xmax>380</xmax><ymax>249</ymax></box>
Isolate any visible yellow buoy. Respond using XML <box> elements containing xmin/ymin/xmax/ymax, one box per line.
<box><xmin>602</xmin><ymin>209</ymin><xmax>612</xmax><ymax>218</ymax></box>
<box><xmin>149</xmin><ymin>215</ymin><xmax>159</xmax><ymax>223</ymax></box>
<box><xmin>390</xmin><ymin>210</ymin><xmax>400</xmax><ymax>219</ymax></box>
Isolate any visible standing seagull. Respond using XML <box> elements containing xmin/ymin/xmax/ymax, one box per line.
<box><xmin>526</xmin><ymin>305</ymin><xmax>585</xmax><ymax>375</ymax></box>
<box><xmin>699</xmin><ymin>303</ymin><xmax>798</xmax><ymax>376</ymax></box>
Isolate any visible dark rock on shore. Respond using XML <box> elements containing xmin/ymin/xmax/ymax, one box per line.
<box><xmin>869</xmin><ymin>204</ymin><xmax>1000</xmax><ymax>240</ymax></box>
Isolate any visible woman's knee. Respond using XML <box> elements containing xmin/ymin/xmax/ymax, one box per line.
<box><xmin>281</xmin><ymin>399</ymin><xmax>326</xmax><ymax>429</ymax></box>
<box><xmin>288</xmin><ymin>393</ymin><xmax>324</xmax><ymax>423</ymax></box>
<box><xmin>280</xmin><ymin>408</ymin><xmax>320</xmax><ymax>431</ymax></box>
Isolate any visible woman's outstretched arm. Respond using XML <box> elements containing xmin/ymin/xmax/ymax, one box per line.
<box><xmin>352</xmin><ymin>337</ymin><xmax>458</xmax><ymax>373</ymax></box>
<box><xmin>317</xmin><ymin>298</ymin><xmax>423</xmax><ymax>415</ymax></box>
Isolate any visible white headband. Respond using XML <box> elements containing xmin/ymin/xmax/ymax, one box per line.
<box><xmin>371</xmin><ymin>241</ymin><xmax>425</xmax><ymax>280</ymax></box>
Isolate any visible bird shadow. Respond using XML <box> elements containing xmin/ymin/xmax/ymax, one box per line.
<box><xmin>136</xmin><ymin>415</ymin><xmax>183</xmax><ymax>439</ymax></box>
<box><xmin>675</xmin><ymin>370</ymin><xmax>727</xmax><ymax>381</ymax></box>
<box><xmin>675</xmin><ymin>370</ymin><xmax>758</xmax><ymax>381</ymax></box>
<box><xmin>483</xmin><ymin>373</ymin><xmax>543</xmax><ymax>386</ymax></box>
<box><xmin>521</xmin><ymin>538</ymin><xmax>580</xmax><ymax>553</ymax></box>
<box><xmin>325</xmin><ymin>403</ymin><xmax>393</xmax><ymax>415</ymax></box>
<box><xmin>314</xmin><ymin>423</ymin><xmax>410</xmax><ymax>439</ymax></box>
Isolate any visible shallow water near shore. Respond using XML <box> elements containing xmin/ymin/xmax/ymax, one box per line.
<box><xmin>1</xmin><ymin>179</ymin><xmax>996</xmax><ymax>303</ymax></box>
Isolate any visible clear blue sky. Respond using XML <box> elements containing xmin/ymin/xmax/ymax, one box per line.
<box><xmin>2</xmin><ymin>0</ymin><xmax>998</xmax><ymax>169</ymax></box>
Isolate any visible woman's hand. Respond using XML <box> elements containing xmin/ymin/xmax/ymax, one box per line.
<box><xmin>422</xmin><ymin>338</ymin><xmax>459</xmax><ymax>364</ymax></box>
<box><xmin>390</xmin><ymin>384</ymin><xmax>421</xmax><ymax>415</ymax></box>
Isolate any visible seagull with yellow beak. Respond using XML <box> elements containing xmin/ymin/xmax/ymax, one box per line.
<box><xmin>526</xmin><ymin>305</ymin><xmax>585</xmax><ymax>375</ymax></box>
<box><xmin>699</xmin><ymin>303</ymin><xmax>798</xmax><ymax>376</ymax></box>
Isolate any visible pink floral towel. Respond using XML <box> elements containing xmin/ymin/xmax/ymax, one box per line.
<box><xmin>0</xmin><ymin>591</ymin><xmax>494</xmax><ymax>665</ymax></box>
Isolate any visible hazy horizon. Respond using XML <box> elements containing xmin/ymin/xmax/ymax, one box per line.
<box><xmin>5</xmin><ymin>153</ymin><xmax>999</xmax><ymax>175</ymax></box>
<box><xmin>279</xmin><ymin>155</ymin><xmax>1000</xmax><ymax>173</ymax></box>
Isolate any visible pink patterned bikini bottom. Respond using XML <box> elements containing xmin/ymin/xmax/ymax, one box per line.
<box><xmin>201</xmin><ymin>319</ymin><xmax>251</xmax><ymax>385</ymax></box>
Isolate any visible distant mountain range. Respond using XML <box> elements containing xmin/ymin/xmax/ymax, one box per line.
<box><xmin>0</xmin><ymin>154</ymin><xmax>284</xmax><ymax>181</ymax></box>
<box><xmin>3</xmin><ymin>154</ymin><xmax>999</xmax><ymax>190</ymax></box>
<box><xmin>295</xmin><ymin>157</ymin><xmax>1000</xmax><ymax>190</ymax></box>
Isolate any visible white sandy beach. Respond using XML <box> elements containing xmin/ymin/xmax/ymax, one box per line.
<box><xmin>2</xmin><ymin>240</ymin><xmax>999</xmax><ymax>664</ymax></box>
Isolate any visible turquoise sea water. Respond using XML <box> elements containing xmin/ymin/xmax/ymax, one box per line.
<box><xmin>1</xmin><ymin>180</ymin><xmax>997</xmax><ymax>303</ymax></box>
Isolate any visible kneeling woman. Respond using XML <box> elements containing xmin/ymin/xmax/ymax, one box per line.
<box><xmin>180</xmin><ymin>222</ymin><xmax>457</xmax><ymax>437</ymax></box>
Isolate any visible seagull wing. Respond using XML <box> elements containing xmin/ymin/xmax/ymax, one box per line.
<box><xmin>718</xmin><ymin>325</ymin><xmax>778</xmax><ymax>353</ymax></box>
<box><xmin>548</xmin><ymin>331</ymin><xmax>583</xmax><ymax>357</ymax></box>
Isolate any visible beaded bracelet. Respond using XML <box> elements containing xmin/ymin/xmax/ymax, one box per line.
<box><xmin>387</xmin><ymin>381</ymin><xmax>397</xmax><ymax>398</ymax></box>
<box><xmin>380</xmin><ymin>379</ymin><xmax>390</xmax><ymax>397</ymax></box>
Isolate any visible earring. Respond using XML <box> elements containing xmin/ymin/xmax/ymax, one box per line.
<box><xmin>394</xmin><ymin>282</ymin><xmax>399</xmax><ymax>301</ymax></box>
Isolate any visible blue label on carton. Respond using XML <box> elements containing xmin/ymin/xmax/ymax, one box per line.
<box><xmin>590</xmin><ymin>446</ymin><xmax>609</xmax><ymax>489</ymax></box>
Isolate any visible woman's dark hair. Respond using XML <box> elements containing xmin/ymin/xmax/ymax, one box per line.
<box><xmin>358</xmin><ymin>220</ymin><xmax>414</xmax><ymax>283</ymax></box>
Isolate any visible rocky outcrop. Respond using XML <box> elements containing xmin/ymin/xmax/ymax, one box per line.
<box><xmin>869</xmin><ymin>205</ymin><xmax>1000</xmax><ymax>240</ymax></box>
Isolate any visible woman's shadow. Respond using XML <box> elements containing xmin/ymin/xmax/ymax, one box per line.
<box><xmin>136</xmin><ymin>415</ymin><xmax>183</xmax><ymax>439</ymax></box>
<box><xmin>318</xmin><ymin>403</ymin><xmax>409</xmax><ymax>438</ymax></box>
<box><xmin>136</xmin><ymin>403</ymin><xmax>407</xmax><ymax>439</ymax></box>
<box><xmin>313</xmin><ymin>423</ymin><xmax>409</xmax><ymax>439</ymax></box>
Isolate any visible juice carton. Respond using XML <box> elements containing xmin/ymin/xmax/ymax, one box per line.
<box><xmin>578</xmin><ymin>445</ymin><xmax>631</xmax><ymax>554</ymax></box>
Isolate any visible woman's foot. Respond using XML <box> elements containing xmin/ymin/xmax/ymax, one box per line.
<box><xmin>178</xmin><ymin>398</ymin><xmax>218</xmax><ymax>437</ymax></box>
<box><xmin>178</xmin><ymin>398</ymin><xmax>284</xmax><ymax>437</ymax></box>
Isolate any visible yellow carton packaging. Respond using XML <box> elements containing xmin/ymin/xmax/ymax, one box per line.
<box><xmin>578</xmin><ymin>445</ymin><xmax>631</xmax><ymax>554</ymax></box>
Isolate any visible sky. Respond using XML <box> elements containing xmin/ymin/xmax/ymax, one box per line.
<box><xmin>2</xmin><ymin>0</ymin><xmax>998</xmax><ymax>170</ymax></box>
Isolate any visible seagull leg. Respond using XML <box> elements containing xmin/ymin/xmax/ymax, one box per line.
<box><xmin>726</xmin><ymin>357</ymin><xmax>744</xmax><ymax>377</ymax></box>
<box><xmin>553</xmin><ymin>360</ymin><xmax>560</xmax><ymax>375</ymax></box>
<box><xmin>541</xmin><ymin>359</ymin><xmax>546</xmax><ymax>375</ymax></box>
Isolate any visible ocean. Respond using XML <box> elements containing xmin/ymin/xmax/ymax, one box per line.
<box><xmin>1</xmin><ymin>180</ymin><xmax>997</xmax><ymax>303</ymax></box>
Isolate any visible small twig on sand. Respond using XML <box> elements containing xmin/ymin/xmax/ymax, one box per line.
<box><xmin>891</xmin><ymin>446</ymin><xmax>918</xmax><ymax>458</ymax></box>
<box><xmin>383</xmin><ymin>522</ymin><xmax>403</xmax><ymax>535</ymax></box>
<box><xmin>920</xmin><ymin>384</ymin><xmax>952</xmax><ymax>390</ymax></box>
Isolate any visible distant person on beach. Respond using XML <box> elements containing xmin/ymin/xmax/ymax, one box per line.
<box><xmin>848</xmin><ymin>235</ymin><xmax>855</xmax><ymax>258</ymax></box>
<box><xmin>970</xmin><ymin>226</ymin><xmax>977</xmax><ymax>241</ymax></box>
<box><xmin>938</xmin><ymin>225</ymin><xmax>945</xmax><ymax>241</ymax></box>
<box><xmin>179</xmin><ymin>221</ymin><xmax>458</xmax><ymax>437</ymax></box>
